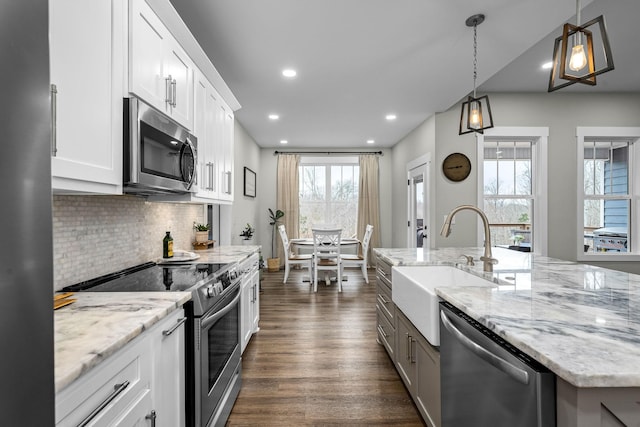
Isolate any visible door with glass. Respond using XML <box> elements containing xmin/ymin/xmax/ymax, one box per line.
<box><xmin>408</xmin><ymin>160</ymin><xmax>429</xmax><ymax>248</ymax></box>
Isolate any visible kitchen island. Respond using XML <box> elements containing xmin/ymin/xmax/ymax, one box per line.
<box><xmin>374</xmin><ymin>247</ymin><xmax>640</xmax><ymax>426</ymax></box>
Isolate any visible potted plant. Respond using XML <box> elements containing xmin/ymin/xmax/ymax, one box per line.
<box><xmin>193</xmin><ymin>222</ymin><xmax>210</xmax><ymax>243</ymax></box>
<box><xmin>512</xmin><ymin>234</ymin><xmax>525</xmax><ymax>247</ymax></box>
<box><xmin>267</xmin><ymin>208</ymin><xmax>284</xmax><ymax>272</ymax></box>
<box><xmin>239</xmin><ymin>223</ymin><xmax>255</xmax><ymax>244</ymax></box>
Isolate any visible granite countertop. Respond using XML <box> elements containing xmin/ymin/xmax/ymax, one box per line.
<box><xmin>374</xmin><ymin>247</ymin><xmax>640</xmax><ymax>388</ymax></box>
<box><xmin>55</xmin><ymin>292</ymin><xmax>190</xmax><ymax>393</ymax></box>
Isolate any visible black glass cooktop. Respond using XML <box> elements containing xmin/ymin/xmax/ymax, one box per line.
<box><xmin>62</xmin><ymin>262</ymin><xmax>227</xmax><ymax>292</ymax></box>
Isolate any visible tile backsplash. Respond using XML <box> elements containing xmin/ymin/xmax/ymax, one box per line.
<box><xmin>53</xmin><ymin>195</ymin><xmax>205</xmax><ymax>291</ymax></box>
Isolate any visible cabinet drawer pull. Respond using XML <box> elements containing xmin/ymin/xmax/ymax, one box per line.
<box><xmin>377</xmin><ymin>268</ymin><xmax>387</xmax><ymax>277</ymax></box>
<box><xmin>162</xmin><ymin>317</ymin><xmax>186</xmax><ymax>336</ymax></box>
<box><xmin>377</xmin><ymin>324</ymin><xmax>387</xmax><ymax>338</ymax></box>
<box><xmin>378</xmin><ymin>294</ymin><xmax>389</xmax><ymax>304</ymax></box>
<box><xmin>207</xmin><ymin>162</ymin><xmax>214</xmax><ymax>190</ymax></box>
<box><xmin>225</xmin><ymin>171</ymin><xmax>232</xmax><ymax>194</ymax></box>
<box><xmin>165</xmin><ymin>75</ymin><xmax>173</xmax><ymax>104</ymax></box>
<box><xmin>51</xmin><ymin>84</ymin><xmax>57</xmax><ymax>156</ymax></box>
<box><xmin>171</xmin><ymin>79</ymin><xmax>177</xmax><ymax>107</ymax></box>
<box><xmin>78</xmin><ymin>380</ymin><xmax>130</xmax><ymax>427</ymax></box>
<box><xmin>145</xmin><ymin>410</ymin><xmax>157</xmax><ymax>427</ymax></box>
<box><xmin>409</xmin><ymin>336</ymin><xmax>415</xmax><ymax>364</ymax></box>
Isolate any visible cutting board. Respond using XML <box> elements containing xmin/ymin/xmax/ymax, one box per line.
<box><xmin>54</xmin><ymin>292</ymin><xmax>76</xmax><ymax>310</ymax></box>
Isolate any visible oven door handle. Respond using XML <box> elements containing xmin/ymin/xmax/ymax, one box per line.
<box><xmin>201</xmin><ymin>287</ymin><xmax>241</xmax><ymax>330</ymax></box>
<box><xmin>440</xmin><ymin>310</ymin><xmax>529</xmax><ymax>385</ymax></box>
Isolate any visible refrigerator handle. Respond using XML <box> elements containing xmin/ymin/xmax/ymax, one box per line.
<box><xmin>50</xmin><ymin>84</ymin><xmax>57</xmax><ymax>156</ymax></box>
<box><xmin>440</xmin><ymin>310</ymin><xmax>529</xmax><ymax>385</ymax></box>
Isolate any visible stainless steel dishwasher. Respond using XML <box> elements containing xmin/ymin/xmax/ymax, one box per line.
<box><xmin>439</xmin><ymin>301</ymin><xmax>556</xmax><ymax>427</ymax></box>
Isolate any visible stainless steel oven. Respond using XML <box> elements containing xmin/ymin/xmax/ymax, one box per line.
<box><xmin>124</xmin><ymin>97</ymin><xmax>197</xmax><ymax>195</ymax></box>
<box><xmin>62</xmin><ymin>260</ymin><xmax>244</xmax><ymax>427</ymax></box>
<box><xmin>192</xmin><ymin>280</ymin><xmax>242</xmax><ymax>427</ymax></box>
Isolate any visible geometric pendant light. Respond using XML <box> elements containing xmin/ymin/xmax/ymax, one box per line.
<box><xmin>459</xmin><ymin>14</ymin><xmax>494</xmax><ymax>135</ymax></box>
<box><xmin>548</xmin><ymin>0</ymin><xmax>614</xmax><ymax>92</ymax></box>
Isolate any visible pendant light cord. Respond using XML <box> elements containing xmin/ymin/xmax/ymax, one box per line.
<box><xmin>575</xmin><ymin>0</ymin><xmax>582</xmax><ymax>44</ymax></box>
<box><xmin>472</xmin><ymin>22</ymin><xmax>478</xmax><ymax>98</ymax></box>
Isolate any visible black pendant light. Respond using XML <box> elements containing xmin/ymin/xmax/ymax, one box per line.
<box><xmin>459</xmin><ymin>14</ymin><xmax>494</xmax><ymax>135</ymax></box>
<box><xmin>548</xmin><ymin>0</ymin><xmax>614</xmax><ymax>92</ymax></box>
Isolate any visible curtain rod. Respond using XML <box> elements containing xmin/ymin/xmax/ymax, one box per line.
<box><xmin>273</xmin><ymin>150</ymin><xmax>383</xmax><ymax>156</ymax></box>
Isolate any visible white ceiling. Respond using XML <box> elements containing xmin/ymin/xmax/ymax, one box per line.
<box><xmin>170</xmin><ymin>0</ymin><xmax>638</xmax><ymax>149</ymax></box>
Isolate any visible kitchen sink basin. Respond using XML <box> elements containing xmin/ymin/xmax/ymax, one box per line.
<box><xmin>391</xmin><ymin>265</ymin><xmax>495</xmax><ymax>346</ymax></box>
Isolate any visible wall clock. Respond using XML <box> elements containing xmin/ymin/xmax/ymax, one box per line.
<box><xmin>442</xmin><ymin>152</ymin><xmax>472</xmax><ymax>182</ymax></box>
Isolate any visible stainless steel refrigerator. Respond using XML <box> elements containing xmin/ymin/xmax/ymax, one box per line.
<box><xmin>0</xmin><ymin>0</ymin><xmax>55</xmax><ymax>425</ymax></box>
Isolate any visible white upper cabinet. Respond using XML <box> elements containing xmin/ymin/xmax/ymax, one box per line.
<box><xmin>49</xmin><ymin>0</ymin><xmax>124</xmax><ymax>194</ymax></box>
<box><xmin>50</xmin><ymin>0</ymin><xmax>236</xmax><ymax>197</ymax></box>
<box><xmin>219</xmin><ymin>104</ymin><xmax>235</xmax><ymax>202</ymax></box>
<box><xmin>193</xmin><ymin>71</ymin><xmax>220</xmax><ymax>200</ymax></box>
<box><xmin>171</xmin><ymin>70</ymin><xmax>234</xmax><ymax>204</ymax></box>
<box><xmin>130</xmin><ymin>0</ymin><xmax>194</xmax><ymax>130</ymax></box>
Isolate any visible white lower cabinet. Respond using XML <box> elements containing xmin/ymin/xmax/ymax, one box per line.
<box><xmin>395</xmin><ymin>310</ymin><xmax>441</xmax><ymax>427</ymax></box>
<box><xmin>56</xmin><ymin>309</ymin><xmax>186</xmax><ymax>427</ymax></box>
<box><xmin>150</xmin><ymin>311</ymin><xmax>186</xmax><ymax>427</ymax></box>
<box><xmin>240</xmin><ymin>254</ymin><xmax>260</xmax><ymax>353</ymax></box>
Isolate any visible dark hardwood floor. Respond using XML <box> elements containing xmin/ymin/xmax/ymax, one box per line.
<box><xmin>226</xmin><ymin>267</ymin><xmax>424</xmax><ymax>426</ymax></box>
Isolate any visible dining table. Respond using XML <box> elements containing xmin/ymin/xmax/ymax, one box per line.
<box><xmin>289</xmin><ymin>237</ymin><xmax>361</xmax><ymax>285</ymax></box>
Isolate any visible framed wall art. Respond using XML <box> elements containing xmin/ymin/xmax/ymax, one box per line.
<box><xmin>244</xmin><ymin>167</ymin><xmax>256</xmax><ymax>197</ymax></box>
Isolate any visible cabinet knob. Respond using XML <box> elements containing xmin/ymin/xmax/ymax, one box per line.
<box><xmin>145</xmin><ymin>410</ymin><xmax>157</xmax><ymax>427</ymax></box>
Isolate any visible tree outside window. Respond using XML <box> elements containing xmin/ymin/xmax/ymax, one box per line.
<box><xmin>299</xmin><ymin>158</ymin><xmax>359</xmax><ymax>238</ymax></box>
<box><xmin>482</xmin><ymin>141</ymin><xmax>533</xmax><ymax>248</ymax></box>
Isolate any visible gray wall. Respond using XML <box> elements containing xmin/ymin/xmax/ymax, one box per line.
<box><xmin>391</xmin><ymin>91</ymin><xmax>640</xmax><ymax>273</ymax></box>
<box><xmin>389</xmin><ymin>115</ymin><xmax>436</xmax><ymax>247</ymax></box>
<box><xmin>229</xmin><ymin>120</ymin><xmax>262</xmax><ymax>246</ymax></box>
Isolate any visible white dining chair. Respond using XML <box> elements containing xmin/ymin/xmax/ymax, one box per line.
<box><xmin>278</xmin><ymin>224</ymin><xmax>313</xmax><ymax>284</ymax></box>
<box><xmin>311</xmin><ymin>228</ymin><xmax>343</xmax><ymax>292</ymax></box>
<box><xmin>341</xmin><ymin>224</ymin><xmax>373</xmax><ymax>283</ymax></box>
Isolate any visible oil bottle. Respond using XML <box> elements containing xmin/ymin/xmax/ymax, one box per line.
<box><xmin>163</xmin><ymin>231</ymin><xmax>174</xmax><ymax>258</ymax></box>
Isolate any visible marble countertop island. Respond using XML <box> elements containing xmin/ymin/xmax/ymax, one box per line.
<box><xmin>374</xmin><ymin>247</ymin><xmax>640</xmax><ymax>388</ymax></box>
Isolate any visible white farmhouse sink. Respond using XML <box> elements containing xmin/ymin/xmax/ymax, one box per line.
<box><xmin>392</xmin><ymin>265</ymin><xmax>495</xmax><ymax>346</ymax></box>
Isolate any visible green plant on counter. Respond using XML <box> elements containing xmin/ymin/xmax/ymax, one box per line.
<box><xmin>240</xmin><ymin>223</ymin><xmax>255</xmax><ymax>240</ymax></box>
<box><xmin>513</xmin><ymin>234</ymin><xmax>525</xmax><ymax>245</ymax></box>
<box><xmin>193</xmin><ymin>222</ymin><xmax>211</xmax><ymax>231</ymax></box>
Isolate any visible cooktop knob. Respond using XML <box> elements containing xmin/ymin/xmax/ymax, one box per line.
<box><xmin>205</xmin><ymin>284</ymin><xmax>216</xmax><ymax>297</ymax></box>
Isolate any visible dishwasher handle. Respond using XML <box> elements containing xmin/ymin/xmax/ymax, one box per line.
<box><xmin>440</xmin><ymin>310</ymin><xmax>529</xmax><ymax>385</ymax></box>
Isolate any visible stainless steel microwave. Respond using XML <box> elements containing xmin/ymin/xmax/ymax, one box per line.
<box><xmin>124</xmin><ymin>97</ymin><xmax>197</xmax><ymax>195</ymax></box>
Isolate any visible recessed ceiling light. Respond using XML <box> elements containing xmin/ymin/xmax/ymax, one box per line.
<box><xmin>366</xmin><ymin>139</ymin><xmax>375</xmax><ymax>144</ymax></box>
<box><xmin>280</xmin><ymin>140</ymin><xmax>288</xmax><ymax>144</ymax></box>
<box><xmin>282</xmin><ymin>69</ymin><xmax>297</xmax><ymax>78</ymax></box>
<box><xmin>268</xmin><ymin>114</ymin><xmax>279</xmax><ymax>120</ymax></box>
<box><xmin>541</xmin><ymin>61</ymin><xmax>553</xmax><ymax>70</ymax></box>
<box><xmin>385</xmin><ymin>114</ymin><xmax>397</xmax><ymax>121</ymax></box>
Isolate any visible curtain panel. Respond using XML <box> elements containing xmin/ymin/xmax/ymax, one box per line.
<box><xmin>357</xmin><ymin>154</ymin><xmax>381</xmax><ymax>265</ymax></box>
<box><xmin>276</xmin><ymin>154</ymin><xmax>300</xmax><ymax>265</ymax></box>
